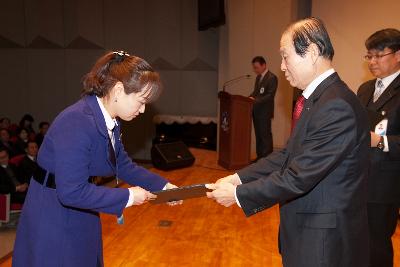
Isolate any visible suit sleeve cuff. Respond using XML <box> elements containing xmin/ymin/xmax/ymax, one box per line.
<box><xmin>125</xmin><ymin>188</ymin><xmax>135</xmax><ymax>207</ymax></box>
<box><xmin>383</xmin><ymin>135</ymin><xmax>389</xmax><ymax>152</ymax></box>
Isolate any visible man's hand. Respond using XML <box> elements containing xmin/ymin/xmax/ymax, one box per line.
<box><xmin>215</xmin><ymin>174</ymin><xmax>241</xmax><ymax>186</ymax></box>
<box><xmin>16</xmin><ymin>183</ymin><xmax>28</xmax><ymax>192</ymax></box>
<box><xmin>206</xmin><ymin>183</ymin><xmax>237</xmax><ymax>207</ymax></box>
<box><xmin>249</xmin><ymin>96</ymin><xmax>255</xmax><ymax>100</ymax></box>
<box><xmin>130</xmin><ymin>186</ymin><xmax>156</xmax><ymax>205</ymax></box>
<box><xmin>164</xmin><ymin>183</ymin><xmax>183</xmax><ymax>206</ymax></box>
<box><xmin>370</xmin><ymin>131</ymin><xmax>381</xmax><ymax>147</ymax></box>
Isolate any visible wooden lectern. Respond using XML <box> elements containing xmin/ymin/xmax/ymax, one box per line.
<box><xmin>218</xmin><ymin>91</ymin><xmax>253</xmax><ymax>170</ymax></box>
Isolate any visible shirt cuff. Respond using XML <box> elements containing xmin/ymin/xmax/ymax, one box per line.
<box><xmin>383</xmin><ymin>136</ymin><xmax>389</xmax><ymax>152</ymax></box>
<box><xmin>234</xmin><ymin>186</ymin><xmax>242</xmax><ymax>208</ymax></box>
<box><xmin>232</xmin><ymin>173</ymin><xmax>242</xmax><ymax>185</ymax></box>
<box><xmin>125</xmin><ymin>188</ymin><xmax>135</xmax><ymax>207</ymax></box>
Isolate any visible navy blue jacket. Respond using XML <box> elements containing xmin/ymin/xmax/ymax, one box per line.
<box><xmin>13</xmin><ymin>95</ymin><xmax>167</xmax><ymax>267</ymax></box>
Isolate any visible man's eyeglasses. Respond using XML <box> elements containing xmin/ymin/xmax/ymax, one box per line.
<box><xmin>364</xmin><ymin>51</ymin><xmax>396</xmax><ymax>61</ymax></box>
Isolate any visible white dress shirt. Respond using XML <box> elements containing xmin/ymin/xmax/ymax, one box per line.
<box><xmin>234</xmin><ymin>68</ymin><xmax>336</xmax><ymax>207</ymax></box>
<box><xmin>96</xmin><ymin>97</ymin><xmax>135</xmax><ymax>208</ymax></box>
<box><xmin>260</xmin><ymin>69</ymin><xmax>268</xmax><ymax>81</ymax></box>
<box><xmin>373</xmin><ymin>70</ymin><xmax>400</xmax><ymax>152</ymax></box>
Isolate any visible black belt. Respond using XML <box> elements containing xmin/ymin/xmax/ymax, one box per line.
<box><xmin>33</xmin><ymin>166</ymin><xmax>95</xmax><ymax>189</ymax></box>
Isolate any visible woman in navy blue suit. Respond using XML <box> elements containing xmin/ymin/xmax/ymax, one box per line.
<box><xmin>13</xmin><ymin>51</ymin><xmax>180</xmax><ymax>267</ymax></box>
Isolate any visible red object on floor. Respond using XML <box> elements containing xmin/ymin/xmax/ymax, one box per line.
<box><xmin>11</xmin><ymin>203</ymin><xmax>23</xmax><ymax>210</ymax></box>
<box><xmin>0</xmin><ymin>194</ymin><xmax>10</xmax><ymax>221</ymax></box>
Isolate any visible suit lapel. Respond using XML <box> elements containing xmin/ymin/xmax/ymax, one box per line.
<box><xmin>84</xmin><ymin>95</ymin><xmax>116</xmax><ymax>170</ymax></box>
<box><xmin>290</xmin><ymin>73</ymin><xmax>341</xmax><ymax>140</ymax></box>
<box><xmin>359</xmin><ymin>81</ymin><xmax>375</xmax><ymax>107</ymax></box>
<box><xmin>373</xmin><ymin>74</ymin><xmax>400</xmax><ymax>110</ymax></box>
<box><xmin>259</xmin><ymin>71</ymin><xmax>269</xmax><ymax>87</ymax></box>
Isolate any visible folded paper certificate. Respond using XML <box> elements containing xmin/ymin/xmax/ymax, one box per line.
<box><xmin>150</xmin><ymin>184</ymin><xmax>211</xmax><ymax>204</ymax></box>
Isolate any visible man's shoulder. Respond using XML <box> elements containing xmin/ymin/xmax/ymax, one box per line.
<box><xmin>358</xmin><ymin>79</ymin><xmax>375</xmax><ymax>93</ymax></box>
<box><xmin>267</xmin><ymin>70</ymin><xmax>278</xmax><ymax>80</ymax></box>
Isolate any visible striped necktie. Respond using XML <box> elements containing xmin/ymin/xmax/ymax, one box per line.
<box><xmin>373</xmin><ymin>79</ymin><xmax>385</xmax><ymax>102</ymax></box>
<box><xmin>108</xmin><ymin>127</ymin><xmax>116</xmax><ymax>166</ymax></box>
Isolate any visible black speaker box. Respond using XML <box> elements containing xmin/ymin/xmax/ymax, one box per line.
<box><xmin>151</xmin><ymin>141</ymin><xmax>195</xmax><ymax>170</ymax></box>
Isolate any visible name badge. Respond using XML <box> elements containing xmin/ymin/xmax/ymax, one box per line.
<box><xmin>375</xmin><ymin>119</ymin><xmax>388</xmax><ymax>136</ymax></box>
<box><xmin>260</xmin><ymin>87</ymin><xmax>265</xmax><ymax>94</ymax></box>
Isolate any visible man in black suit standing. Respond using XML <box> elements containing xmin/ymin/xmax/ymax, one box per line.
<box><xmin>249</xmin><ymin>56</ymin><xmax>277</xmax><ymax>160</ymax></box>
<box><xmin>207</xmin><ymin>17</ymin><xmax>370</xmax><ymax>267</ymax></box>
<box><xmin>357</xmin><ymin>28</ymin><xmax>400</xmax><ymax>267</ymax></box>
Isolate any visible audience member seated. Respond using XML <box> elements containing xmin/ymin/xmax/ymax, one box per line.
<box><xmin>14</xmin><ymin>128</ymin><xmax>29</xmax><ymax>155</ymax></box>
<box><xmin>0</xmin><ymin>128</ymin><xmax>18</xmax><ymax>157</ymax></box>
<box><xmin>1</xmin><ymin>117</ymin><xmax>18</xmax><ymax>137</ymax></box>
<box><xmin>35</xmin><ymin>121</ymin><xmax>49</xmax><ymax>147</ymax></box>
<box><xmin>0</xmin><ymin>117</ymin><xmax>11</xmax><ymax>131</ymax></box>
<box><xmin>0</xmin><ymin>147</ymin><xmax>28</xmax><ymax>204</ymax></box>
<box><xmin>19</xmin><ymin>141</ymin><xmax>39</xmax><ymax>183</ymax></box>
<box><xmin>19</xmin><ymin>114</ymin><xmax>35</xmax><ymax>139</ymax></box>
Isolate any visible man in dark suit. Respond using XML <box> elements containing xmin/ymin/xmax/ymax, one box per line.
<box><xmin>249</xmin><ymin>56</ymin><xmax>278</xmax><ymax>160</ymax></box>
<box><xmin>207</xmin><ymin>17</ymin><xmax>370</xmax><ymax>267</ymax></box>
<box><xmin>35</xmin><ymin>121</ymin><xmax>49</xmax><ymax>147</ymax></box>
<box><xmin>357</xmin><ymin>28</ymin><xmax>400</xmax><ymax>267</ymax></box>
<box><xmin>19</xmin><ymin>141</ymin><xmax>39</xmax><ymax>183</ymax></box>
<box><xmin>0</xmin><ymin>147</ymin><xmax>28</xmax><ymax>204</ymax></box>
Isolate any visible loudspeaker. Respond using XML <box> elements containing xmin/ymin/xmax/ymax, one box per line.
<box><xmin>151</xmin><ymin>141</ymin><xmax>195</xmax><ymax>170</ymax></box>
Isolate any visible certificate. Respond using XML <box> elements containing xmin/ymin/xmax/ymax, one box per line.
<box><xmin>150</xmin><ymin>184</ymin><xmax>211</xmax><ymax>204</ymax></box>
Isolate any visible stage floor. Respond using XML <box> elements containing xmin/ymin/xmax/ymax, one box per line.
<box><xmin>1</xmin><ymin>148</ymin><xmax>399</xmax><ymax>266</ymax></box>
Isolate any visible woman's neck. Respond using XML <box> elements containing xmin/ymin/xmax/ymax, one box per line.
<box><xmin>100</xmin><ymin>97</ymin><xmax>116</xmax><ymax>119</ymax></box>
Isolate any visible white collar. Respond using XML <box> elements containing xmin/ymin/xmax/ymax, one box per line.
<box><xmin>376</xmin><ymin>69</ymin><xmax>400</xmax><ymax>89</ymax></box>
<box><xmin>302</xmin><ymin>68</ymin><xmax>336</xmax><ymax>99</ymax></box>
<box><xmin>96</xmin><ymin>97</ymin><xmax>118</xmax><ymax>132</ymax></box>
<box><xmin>27</xmin><ymin>155</ymin><xmax>35</xmax><ymax>162</ymax></box>
<box><xmin>260</xmin><ymin>69</ymin><xmax>269</xmax><ymax>79</ymax></box>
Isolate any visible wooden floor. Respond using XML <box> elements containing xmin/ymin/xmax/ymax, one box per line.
<box><xmin>1</xmin><ymin>148</ymin><xmax>399</xmax><ymax>266</ymax></box>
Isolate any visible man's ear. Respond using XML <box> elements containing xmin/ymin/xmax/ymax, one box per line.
<box><xmin>309</xmin><ymin>43</ymin><xmax>320</xmax><ymax>64</ymax></box>
<box><xmin>395</xmin><ymin>50</ymin><xmax>400</xmax><ymax>63</ymax></box>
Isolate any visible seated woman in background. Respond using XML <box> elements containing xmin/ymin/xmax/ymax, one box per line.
<box><xmin>13</xmin><ymin>51</ymin><xmax>181</xmax><ymax>267</ymax></box>
<box><xmin>18</xmin><ymin>114</ymin><xmax>35</xmax><ymax>137</ymax></box>
<box><xmin>14</xmin><ymin>128</ymin><xmax>29</xmax><ymax>155</ymax></box>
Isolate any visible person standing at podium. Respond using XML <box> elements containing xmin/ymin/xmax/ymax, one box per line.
<box><xmin>249</xmin><ymin>56</ymin><xmax>278</xmax><ymax>161</ymax></box>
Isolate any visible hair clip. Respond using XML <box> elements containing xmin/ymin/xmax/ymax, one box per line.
<box><xmin>113</xmin><ymin>51</ymin><xmax>130</xmax><ymax>63</ymax></box>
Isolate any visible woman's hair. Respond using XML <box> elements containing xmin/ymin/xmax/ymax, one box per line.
<box><xmin>82</xmin><ymin>51</ymin><xmax>162</xmax><ymax>103</ymax></box>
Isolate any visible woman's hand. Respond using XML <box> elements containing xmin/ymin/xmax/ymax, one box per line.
<box><xmin>164</xmin><ymin>183</ymin><xmax>183</xmax><ymax>206</ymax></box>
<box><xmin>130</xmin><ymin>186</ymin><xmax>157</xmax><ymax>205</ymax></box>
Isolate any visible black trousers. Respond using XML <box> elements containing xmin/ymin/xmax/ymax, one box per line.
<box><xmin>367</xmin><ymin>202</ymin><xmax>399</xmax><ymax>267</ymax></box>
<box><xmin>253</xmin><ymin>114</ymin><xmax>273</xmax><ymax>159</ymax></box>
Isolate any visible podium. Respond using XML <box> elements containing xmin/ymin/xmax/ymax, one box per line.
<box><xmin>218</xmin><ymin>91</ymin><xmax>253</xmax><ymax>170</ymax></box>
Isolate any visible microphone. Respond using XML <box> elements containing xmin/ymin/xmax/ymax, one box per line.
<box><xmin>222</xmin><ymin>74</ymin><xmax>252</xmax><ymax>92</ymax></box>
